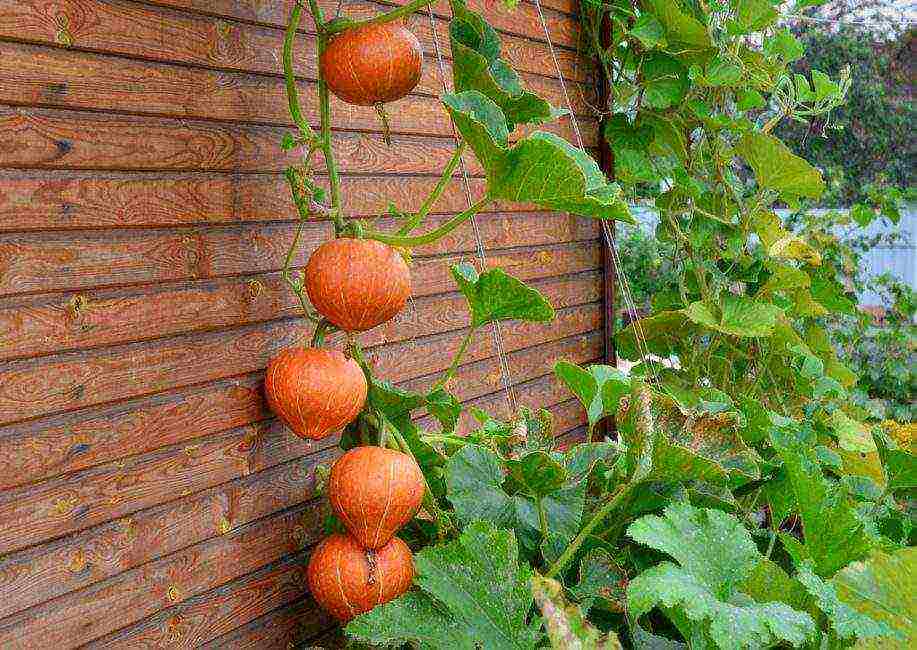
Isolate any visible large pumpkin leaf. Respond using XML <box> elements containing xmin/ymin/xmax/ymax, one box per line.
<box><xmin>445</xmin><ymin>443</ymin><xmax>517</xmax><ymax>529</ymax></box>
<box><xmin>570</xmin><ymin>548</ymin><xmax>628</xmax><ymax>615</ymax></box>
<box><xmin>737</xmin><ymin>132</ymin><xmax>825</xmax><ymax>203</ymax></box>
<box><xmin>770</xmin><ymin>426</ymin><xmax>874</xmax><ymax>576</ymax></box>
<box><xmin>346</xmin><ymin>521</ymin><xmax>542</xmax><ymax>649</ymax></box>
<box><xmin>642</xmin><ymin>54</ymin><xmax>689</xmax><ymax>109</ymax></box>
<box><xmin>684</xmin><ymin>295</ymin><xmax>783</xmax><ymax>338</ymax></box>
<box><xmin>727</xmin><ymin>0</ymin><xmax>779</xmax><ymax>35</ymax></box>
<box><xmin>832</xmin><ymin>548</ymin><xmax>916</xmax><ymax>649</ymax></box>
<box><xmin>443</xmin><ymin>92</ymin><xmax>633</xmax><ymax>222</ymax></box>
<box><xmin>796</xmin><ymin>561</ymin><xmax>899</xmax><ymax>644</ymax></box>
<box><xmin>450</xmin><ymin>263</ymin><xmax>555</xmax><ymax>328</ymax></box>
<box><xmin>874</xmin><ymin>430</ymin><xmax>917</xmax><ymax>492</ymax></box>
<box><xmin>555</xmin><ymin>361</ymin><xmax>631</xmax><ymax>433</ymax></box>
<box><xmin>449</xmin><ymin>0</ymin><xmax>562</xmax><ymax>129</ymax></box>
<box><xmin>626</xmin><ymin>503</ymin><xmax>817</xmax><ymax>650</ymax></box>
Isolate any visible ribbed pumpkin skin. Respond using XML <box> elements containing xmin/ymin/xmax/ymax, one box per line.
<box><xmin>264</xmin><ymin>347</ymin><xmax>366</xmax><ymax>440</ymax></box>
<box><xmin>304</xmin><ymin>238</ymin><xmax>412</xmax><ymax>332</ymax></box>
<box><xmin>307</xmin><ymin>533</ymin><xmax>414</xmax><ymax>622</ymax></box>
<box><xmin>320</xmin><ymin>22</ymin><xmax>422</xmax><ymax>106</ymax></box>
<box><xmin>329</xmin><ymin>446</ymin><xmax>425</xmax><ymax>550</ymax></box>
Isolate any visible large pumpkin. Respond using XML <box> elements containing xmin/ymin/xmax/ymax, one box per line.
<box><xmin>319</xmin><ymin>21</ymin><xmax>423</xmax><ymax>106</ymax></box>
<box><xmin>306</xmin><ymin>533</ymin><xmax>414</xmax><ymax>622</ymax></box>
<box><xmin>264</xmin><ymin>347</ymin><xmax>366</xmax><ymax>440</ymax></box>
<box><xmin>304</xmin><ymin>238</ymin><xmax>412</xmax><ymax>332</ymax></box>
<box><xmin>328</xmin><ymin>446</ymin><xmax>425</xmax><ymax>550</ymax></box>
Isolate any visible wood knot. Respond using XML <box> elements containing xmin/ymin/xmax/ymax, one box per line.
<box><xmin>167</xmin><ymin>585</ymin><xmax>181</xmax><ymax>602</ymax></box>
<box><xmin>246</xmin><ymin>279</ymin><xmax>264</xmax><ymax>300</ymax></box>
<box><xmin>54</xmin><ymin>14</ymin><xmax>73</xmax><ymax>47</ymax></box>
<box><xmin>218</xmin><ymin>517</ymin><xmax>231</xmax><ymax>534</ymax></box>
<box><xmin>67</xmin><ymin>550</ymin><xmax>87</xmax><ymax>573</ymax></box>
<box><xmin>66</xmin><ymin>294</ymin><xmax>90</xmax><ymax>320</ymax></box>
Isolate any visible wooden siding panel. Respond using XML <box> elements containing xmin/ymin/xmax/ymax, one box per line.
<box><xmin>0</xmin><ymin>0</ymin><xmax>597</xmax><ymax>644</ymax></box>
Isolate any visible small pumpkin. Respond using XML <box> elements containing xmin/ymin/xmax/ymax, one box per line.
<box><xmin>304</xmin><ymin>238</ymin><xmax>412</xmax><ymax>332</ymax></box>
<box><xmin>306</xmin><ymin>533</ymin><xmax>414</xmax><ymax>622</ymax></box>
<box><xmin>264</xmin><ymin>347</ymin><xmax>366</xmax><ymax>440</ymax></box>
<box><xmin>328</xmin><ymin>446</ymin><xmax>425</xmax><ymax>549</ymax></box>
<box><xmin>320</xmin><ymin>21</ymin><xmax>423</xmax><ymax>106</ymax></box>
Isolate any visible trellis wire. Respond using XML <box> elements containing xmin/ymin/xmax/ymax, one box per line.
<box><xmin>532</xmin><ymin>0</ymin><xmax>660</xmax><ymax>385</ymax></box>
<box><xmin>426</xmin><ymin>5</ymin><xmax>519</xmax><ymax>412</ymax></box>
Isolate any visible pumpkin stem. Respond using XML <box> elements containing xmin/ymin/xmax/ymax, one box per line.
<box><xmin>374</xmin><ymin>103</ymin><xmax>392</xmax><ymax>146</ymax></box>
<box><xmin>364</xmin><ymin>549</ymin><xmax>378</xmax><ymax>584</ymax></box>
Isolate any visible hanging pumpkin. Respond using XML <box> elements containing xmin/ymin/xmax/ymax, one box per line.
<box><xmin>320</xmin><ymin>21</ymin><xmax>423</xmax><ymax>106</ymax></box>
<box><xmin>304</xmin><ymin>238</ymin><xmax>412</xmax><ymax>332</ymax></box>
<box><xmin>306</xmin><ymin>533</ymin><xmax>414</xmax><ymax>622</ymax></box>
<box><xmin>264</xmin><ymin>347</ymin><xmax>367</xmax><ymax>439</ymax></box>
<box><xmin>328</xmin><ymin>446</ymin><xmax>425</xmax><ymax>549</ymax></box>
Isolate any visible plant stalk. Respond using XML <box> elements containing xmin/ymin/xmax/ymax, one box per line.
<box><xmin>431</xmin><ymin>327</ymin><xmax>476</xmax><ymax>392</ymax></box>
<box><xmin>325</xmin><ymin>0</ymin><xmax>438</xmax><ymax>35</ymax></box>
<box><xmin>399</xmin><ymin>142</ymin><xmax>467</xmax><ymax>235</ymax></box>
<box><xmin>545</xmin><ymin>482</ymin><xmax>633</xmax><ymax>579</ymax></box>
<box><xmin>282</xmin><ymin>4</ymin><xmax>317</xmax><ymax>144</ymax></box>
<box><xmin>365</xmin><ymin>197</ymin><xmax>491</xmax><ymax>247</ymax></box>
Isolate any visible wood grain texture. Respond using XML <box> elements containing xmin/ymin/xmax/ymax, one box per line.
<box><xmin>0</xmin><ymin>0</ymin><xmax>603</xmax><ymax>643</ymax></box>
<box><xmin>0</xmin><ymin>41</ymin><xmax>596</xmax><ymax>144</ymax></box>
<box><xmin>0</xmin><ymin>0</ymin><xmax>594</xmax><ymax>110</ymax></box>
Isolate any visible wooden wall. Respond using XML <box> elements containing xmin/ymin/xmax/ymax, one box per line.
<box><xmin>0</xmin><ymin>0</ymin><xmax>601</xmax><ymax>646</ymax></box>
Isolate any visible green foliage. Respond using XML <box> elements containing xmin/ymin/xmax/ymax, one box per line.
<box><xmin>451</xmin><ymin>263</ymin><xmax>555</xmax><ymax>328</ymax></box>
<box><xmin>775</xmin><ymin>22</ymin><xmax>914</xmax><ymax>205</ymax></box>
<box><xmin>346</xmin><ymin>521</ymin><xmax>543</xmax><ymax>649</ymax></box>
<box><xmin>626</xmin><ymin>503</ymin><xmax>817</xmax><ymax>650</ymax></box>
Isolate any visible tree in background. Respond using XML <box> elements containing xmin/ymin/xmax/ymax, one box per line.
<box><xmin>776</xmin><ymin>0</ymin><xmax>914</xmax><ymax>205</ymax></box>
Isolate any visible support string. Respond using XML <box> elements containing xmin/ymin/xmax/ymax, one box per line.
<box><xmin>426</xmin><ymin>5</ymin><xmax>519</xmax><ymax>412</ymax></box>
<box><xmin>532</xmin><ymin>0</ymin><xmax>660</xmax><ymax>385</ymax></box>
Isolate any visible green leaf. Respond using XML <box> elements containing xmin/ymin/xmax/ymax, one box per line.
<box><xmin>642</xmin><ymin>54</ymin><xmax>689</xmax><ymax>109</ymax></box>
<box><xmin>443</xmin><ymin>92</ymin><xmax>634</xmax><ymax>222</ymax></box>
<box><xmin>874</xmin><ymin>430</ymin><xmax>917</xmax><ymax>492</ymax></box>
<box><xmin>346</xmin><ymin>521</ymin><xmax>541</xmax><ymax>649</ymax></box>
<box><xmin>445</xmin><ymin>444</ymin><xmax>516</xmax><ymax>529</ymax></box>
<box><xmin>554</xmin><ymin>361</ymin><xmax>630</xmax><ymax>433</ymax></box>
<box><xmin>603</xmin><ymin>114</ymin><xmax>655</xmax><ymax>150</ymax></box>
<box><xmin>683</xmin><ymin>295</ymin><xmax>783</xmax><ymax>338</ymax></box>
<box><xmin>797</xmin><ymin>561</ymin><xmax>899</xmax><ymax>643</ymax></box>
<box><xmin>570</xmin><ymin>548</ymin><xmax>627</xmax><ymax>614</ymax></box>
<box><xmin>736</xmin><ymin>89</ymin><xmax>765</xmax><ymax>111</ymax></box>
<box><xmin>770</xmin><ymin>427</ymin><xmax>873</xmax><ymax>576</ymax></box>
<box><xmin>832</xmin><ymin>548</ymin><xmax>916</xmax><ymax>649</ymax></box>
<box><xmin>765</xmin><ymin>28</ymin><xmax>804</xmax><ymax>63</ymax></box>
<box><xmin>704</xmin><ymin>57</ymin><xmax>743</xmax><ymax>87</ymax></box>
<box><xmin>506</xmin><ymin>451</ymin><xmax>567</xmax><ymax>498</ymax></box>
<box><xmin>629</xmin><ymin>14</ymin><xmax>667</xmax><ymax>49</ymax></box>
<box><xmin>642</xmin><ymin>0</ymin><xmax>712</xmax><ymax>49</ymax></box>
<box><xmin>737</xmin><ymin>132</ymin><xmax>825</xmax><ymax>202</ymax></box>
<box><xmin>728</xmin><ymin>0</ymin><xmax>779</xmax><ymax>34</ymax></box>
<box><xmin>532</xmin><ymin>575</ymin><xmax>624</xmax><ymax>649</ymax></box>
<box><xmin>449</xmin><ymin>0</ymin><xmax>560</xmax><ymax>128</ymax></box>
<box><xmin>451</xmin><ymin>263</ymin><xmax>554</xmax><ymax>328</ymax></box>
<box><xmin>627</xmin><ymin>503</ymin><xmax>816</xmax><ymax>650</ymax></box>
<box><xmin>426</xmin><ymin>388</ymin><xmax>462</xmax><ymax>433</ymax></box>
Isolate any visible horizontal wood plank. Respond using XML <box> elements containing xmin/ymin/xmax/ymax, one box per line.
<box><xmin>0</xmin><ymin>41</ymin><xmax>596</xmax><ymax>144</ymax></box>
<box><xmin>201</xmin><ymin>597</ymin><xmax>335</xmax><ymax>650</ymax></box>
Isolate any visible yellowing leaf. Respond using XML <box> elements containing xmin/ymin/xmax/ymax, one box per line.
<box><xmin>737</xmin><ymin>132</ymin><xmax>825</xmax><ymax>202</ymax></box>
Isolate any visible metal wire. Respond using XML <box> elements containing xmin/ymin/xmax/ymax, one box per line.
<box><xmin>426</xmin><ymin>5</ymin><xmax>519</xmax><ymax>412</ymax></box>
<box><xmin>532</xmin><ymin>0</ymin><xmax>660</xmax><ymax>385</ymax></box>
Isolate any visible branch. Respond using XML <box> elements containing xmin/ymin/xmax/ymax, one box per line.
<box><xmin>325</xmin><ymin>0</ymin><xmax>439</xmax><ymax>35</ymax></box>
<box><xmin>365</xmin><ymin>197</ymin><xmax>491</xmax><ymax>247</ymax></box>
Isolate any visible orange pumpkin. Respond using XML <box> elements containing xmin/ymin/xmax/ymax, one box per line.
<box><xmin>264</xmin><ymin>347</ymin><xmax>366</xmax><ymax>440</ymax></box>
<box><xmin>307</xmin><ymin>533</ymin><xmax>414</xmax><ymax>622</ymax></box>
<box><xmin>304</xmin><ymin>238</ymin><xmax>412</xmax><ymax>332</ymax></box>
<box><xmin>320</xmin><ymin>21</ymin><xmax>423</xmax><ymax>106</ymax></box>
<box><xmin>328</xmin><ymin>446</ymin><xmax>425</xmax><ymax>550</ymax></box>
